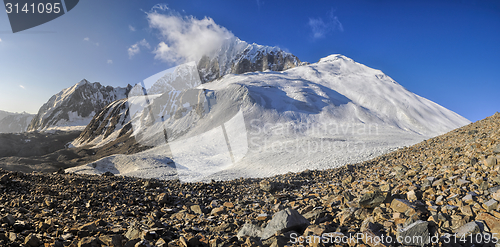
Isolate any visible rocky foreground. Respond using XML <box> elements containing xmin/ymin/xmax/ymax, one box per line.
<box><xmin>0</xmin><ymin>113</ymin><xmax>500</xmax><ymax>247</ymax></box>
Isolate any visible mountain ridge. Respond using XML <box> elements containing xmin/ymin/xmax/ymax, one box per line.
<box><xmin>27</xmin><ymin>79</ymin><xmax>132</xmax><ymax>132</ymax></box>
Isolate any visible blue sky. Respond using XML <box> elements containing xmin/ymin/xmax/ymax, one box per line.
<box><xmin>0</xmin><ymin>0</ymin><xmax>499</xmax><ymax>122</ymax></box>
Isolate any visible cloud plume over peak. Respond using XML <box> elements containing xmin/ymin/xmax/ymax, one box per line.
<box><xmin>308</xmin><ymin>11</ymin><xmax>343</xmax><ymax>40</ymax></box>
<box><xmin>147</xmin><ymin>11</ymin><xmax>235</xmax><ymax>64</ymax></box>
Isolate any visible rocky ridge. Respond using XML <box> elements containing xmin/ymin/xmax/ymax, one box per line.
<box><xmin>27</xmin><ymin>80</ymin><xmax>131</xmax><ymax>132</ymax></box>
<box><xmin>0</xmin><ymin>112</ymin><xmax>499</xmax><ymax>247</ymax></box>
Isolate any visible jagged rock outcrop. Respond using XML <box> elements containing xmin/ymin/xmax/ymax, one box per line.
<box><xmin>27</xmin><ymin>79</ymin><xmax>131</xmax><ymax>132</ymax></box>
<box><xmin>197</xmin><ymin>38</ymin><xmax>302</xmax><ymax>83</ymax></box>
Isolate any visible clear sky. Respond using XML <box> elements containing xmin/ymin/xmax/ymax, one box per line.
<box><xmin>0</xmin><ymin>0</ymin><xmax>498</xmax><ymax>122</ymax></box>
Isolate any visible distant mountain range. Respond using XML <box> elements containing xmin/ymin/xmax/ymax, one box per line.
<box><xmin>0</xmin><ymin>111</ymin><xmax>35</xmax><ymax>133</ymax></box>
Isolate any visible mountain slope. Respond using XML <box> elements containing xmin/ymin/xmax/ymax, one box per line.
<box><xmin>0</xmin><ymin>112</ymin><xmax>35</xmax><ymax>133</ymax></box>
<box><xmin>27</xmin><ymin>79</ymin><xmax>131</xmax><ymax>132</ymax></box>
<box><xmin>0</xmin><ymin>110</ymin><xmax>12</xmax><ymax>122</ymax></box>
<box><xmin>67</xmin><ymin>54</ymin><xmax>470</xmax><ymax>182</ymax></box>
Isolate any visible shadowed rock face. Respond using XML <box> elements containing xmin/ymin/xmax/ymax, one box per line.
<box><xmin>27</xmin><ymin>80</ymin><xmax>132</xmax><ymax>131</ymax></box>
<box><xmin>197</xmin><ymin>44</ymin><xmax>302</xmax><ymax>83</ymax></box>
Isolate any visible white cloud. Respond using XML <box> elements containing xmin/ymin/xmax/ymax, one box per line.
<box><xmin>308</xmin><ymin>12</ymin><xmax>343</xmax><ymax>40</ymax></box>
<box><xmin>19</xmin><ymin>85</ymin><xmax>25</xmax><ymax>89</ymax></box>
<box><xmin>152</xmin><ymin>3</ymin><xmax>169</xmax><ymax>11</ymax></box>
<box><xmin>147</xmin><ymin>11</ymin><xmax>235</xmax><ymax>64</ymax></box>
<box><xmin>107</xmin><ymin>59</ymin><xmax>113</xmax><ymax>64</ymax></box>
<box><xmin>0</xmin><ymin>38</ymin><xmax>2</xmax><ymax>42</ymax></box>
<box><xmin>128</xmin><ymin>39</ymin><xmax>151</xmax><ymax>59</ymax></box>
<box><xmin>129</xmin><ymin>25</ymin><xmax>136</xmax><ymax>32</ymax></box>
<box><xmin>83</xmin><ymin>37</ymin><xmax>99</xmax><ymax>46</ymax></box>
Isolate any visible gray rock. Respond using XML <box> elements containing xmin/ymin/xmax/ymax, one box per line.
<box><xmin>261</xmin><ymin>208</ymin><xmax>310</xmax><ymax>240</ymax></box>
<box><xmin>486</xmin><ymin>156</ymin><xmax>498</xmax><ymax>167</ymax></box>
<box><xmin>2</xmin><ymin>214</ymin><xmax>15</xmax><ymax>226</ymax></box>
<box><xmin>359</xmin><ymin>190</ymin><xmax>386</xmax><ymax>208</ymax></box>
<box><xmin>8</xmin><ymin>232</ymin><xmax>17</xmax><ymax>242</ymax></box>
<box><xmin>237</xmin><ymin>223</ymin><xmax>263</xmax><ymax>239</ymax></box>
<box><xmin>260</xmin><ymin>180</ymin><xmax>275</xmax><ymax>192</ymax></box>
<box><xmin>156</xmin><ymin>193</ymin><xmax>168</xmax><ymax>204</ymax></box>
<box><xmin>24</xmin><ymin>233</ymin><xmax>41</xmax><ymax>247</ymax></box>
<box><xmin>455</xmin><ymin>221</ymin><xmax>480</xmax><ymax>237</ymax></box>
<box><xmin>190</xmin><ymin>205</ymin><xmax>203</xmax><ymax>215</ymax></box>
<box><xmin>484</xmin><ymin>199</ymin><xmax>498</xmax><ymax>211</ymax></box>
<box><xmin>493</xmin><ymin>144</ymin><xmax>500</xmax><ymax>154</ymax></box>
<box><xmin>125</xmin><ymin>225</ymin><xmax>142</xmax><ymax>240</ymax></box>
<box><xmin>79</xmin><ymin>236</ymin><xmax>101</xmax><ymax>247</ymax></box>
<box><xmin>396</xmin><ymin>220</ymin><xmax>429</xmax><ymax>247</ymax></box>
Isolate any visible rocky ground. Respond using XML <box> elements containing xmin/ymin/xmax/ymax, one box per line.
<box><xmin>0</xmin><ymin>113</ymin><xmax>499</xmax><ymax>247</ymax></box>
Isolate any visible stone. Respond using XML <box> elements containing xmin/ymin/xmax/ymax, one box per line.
<box><xmin>362</xmin><ymin>229</ymin><xmax>387</xmax><ymax>247</ymax></box>
<box><xmin>8</xmin><ymin>232</ymin><xmax>17</xmax><ymax>242</ymax></box>
<box><xmin>24</xmin><ymin>233</ymin><xmax>41</xmax><ymax>247</ymax></box>
<box><xmin>359</xmin><ymin>190</ymin><xmax>386</xmax><ymax>209</ymax></box>
<box><xmin>190</xmin><ymin>205</ymin><xmax>203</xmax><ymax>214</ymax></box>
<box><xmin>210</xmin><ymin>207</ymin><xmax>225</xmax><ymax>215</ymax></box>
<box><xmin>0</xmin><ymin>174</ymin><xmax>10</xmax><ymax>184</ymax></box>
<box><xmin>260</xmin><ymin>208</ymin><xmax>310</xmax><ymax>240</ymax></box>
<box><xmin>339</xmin><ymin>207</ymin><xmax>356</xmax><ymax>225</ymax></box>
<box><xmin>100</xmin><ymin>234</ymin><xmax>123</xmax><ymax>247</ymax></box>
<box><xmin>125</xmin><ymin>225</ymin><xmax>142</xmax><ymax>240</ymax></box>
<box><xmin>237</xmin><ymin>223</ymin><xmax>263</xmax><ymax>240</ymax></box>
<box><xmin>407</xmin><ymin>190</ymin><xmax>418</xmax><ymax>201</ymax></box>
<box><xmin>304</xmin><ymin>224</ymin><xmax>328</xmax><ymax>236</ymax></box>
<box><xmin>124</xmin><ymin>239</ymin><xmax>141</xmax><ymax>247</ymax></box>
<box><xmin>179</xmin><ymin>233</ymin><xmax>201</xmax><ymax>247</ymax></box>
<box><xmin>303</xmin><ymin>209</ymin><xmax>328</xmax><ymax>224</ymax></box>
<box><xmin>476</xmin><ymin>213</ymin><xmax>500</xmax><ymax>235</ymax></box>
<box><xmin>460</xmin><ymin>205</ymin><xmax>474</xmax><ymax>216</ymax></box>
<box><xmin>156</xmin><ymin>193</ymin><xmax>169</xmax><ymax>204</ymax></box>
<box><xmin>463</xmin><ymin>194</ymin><xmax>474</xmax><ymax>204</ymax></box>
<box><xmin>155</xmin><ymin>238</ymin><xmax>167</xmax><ymax>247</ymax></box>
<box><xmin>260</xmin><ymin>180</ymin><xmax>275</xmax><ymax>192</ymax></box>
<box><xmin>262</xmin><ymin>235</ymin><xmax>289</xmax><ymax>247</ymax></box>
<box><xmin>454</xmin><ymin>221</ymin><xmax>480</xmax><ymax>238</ymax></box>
<box><xmin>396</xmin><ymin>220</ymin><xmax>429</xmax><ymax>247</ymax></box>
<box><xmin>492</xmin><ymin>190</ymin><xmax>500</xmax><ymax>202</ymax></box>
<box><xmin>134</xmin><ymin>240</ymin><xmax>151</xmax><ymax>247</ymax></box>
<box><xmin>493</xmin><ymin>144</ymin><xmax>500</xmax><ymax>154</ymax></box>
<box><xmin>390</xmin><ymin>199</ymin><xmax>416</xmax><ymax>214</ymax></box>
<box><xmin>483</xmin><ymin>199</ymin><xmax>498</xmax><ymax>211</ymax></box>
<box><xmin>2</xmin><ymin>214</ymin><xmax>15</xmax><ymax>226</ymax></box>
<box><xmin>457</xmin><ymin>179</ymin><xmax>471</xmax><ymax>186</ymax></box>
<box><xmin>79</xmin><ymin>222</ymin><xmax>98</xmax><ymax>233</ymax></box>
<box><xmin>79</xmin><ymin>236</ymin><xmax>102</xmax><ymax>247</ymax></box>
<box><xmin>486</xmin><ymin>156</ymin><xmax>498</xmax><ymax>167</ymax></box>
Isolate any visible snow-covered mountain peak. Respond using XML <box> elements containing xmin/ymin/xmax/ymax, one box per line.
<box><xmin>27</xmin><ymin>80</ymin><xmax>131</xmax><ymax>132</ymax></box>
<box><xmin>197</xmin><ymin>37</ymin><xmax>302</xmax><ymax>83</ymax></box>
<box><xmin>318</xmin><ymin>54</ymin><xmax>354</xmax><ymax>63</ymax></box>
